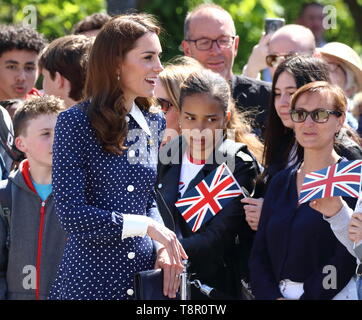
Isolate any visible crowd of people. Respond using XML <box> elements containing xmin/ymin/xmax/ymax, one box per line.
<box><xmin>0</xmin><ymin>2</ymin><xmax>362</xmax><ymax>301</ymax></box>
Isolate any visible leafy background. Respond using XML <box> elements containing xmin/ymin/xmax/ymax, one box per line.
<box><xmin>1</xmin><ymin>0</ymin><xmax>361</xmax><ymax>74</ymax></box>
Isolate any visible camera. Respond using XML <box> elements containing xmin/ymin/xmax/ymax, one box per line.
<box><xmin>264</xmin><ymin>18</ymin><xmax>285</xmax><ymax>35</ymax></box>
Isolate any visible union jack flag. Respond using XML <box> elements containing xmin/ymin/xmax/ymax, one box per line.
<box><xmin>299</xmin><ymin>160</ymin><xmax>362</xmax><ymax>204</ymax></box>
<box><xmin>175</xmin><ymin>162</ymin><xmax>246</xmax><ymax>232</ymax></box>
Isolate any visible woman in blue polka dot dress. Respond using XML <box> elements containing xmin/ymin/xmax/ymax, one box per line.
<box><xmin>49</xmin><ymin>14</ymin><xmax>187</xmax><ymax>300</ymax></box>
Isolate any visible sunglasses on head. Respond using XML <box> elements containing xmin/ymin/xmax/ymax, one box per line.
<box><xmin>266</xmin><ymin>53</ymin><xmax>298</xmax><ymax>68</ymax></box>
<box><xmin>290</xmin><ymin>108</ymin><xmax>343</xmax><ymax>123</ymax></box>
<box><xmin>156</xmin><ymin>97</ymin><xmax>173</xmax><ymax>113</ymax></box>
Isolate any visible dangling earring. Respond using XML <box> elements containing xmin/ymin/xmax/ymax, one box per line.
<box><xmin>117</xmin><ymin>74</ymin><xmax>120</xmax><ymax>81</ymax></box>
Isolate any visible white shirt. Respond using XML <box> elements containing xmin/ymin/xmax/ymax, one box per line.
<box><xmin>178</xmin><ymin>152</ymin><xmax>205</xmax><ymax>198</ymax></box>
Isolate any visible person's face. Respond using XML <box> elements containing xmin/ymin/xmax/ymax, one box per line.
<box><xmin>274</xmin><ymin>71</ymin><xmax>297</xmax><ymax>128</ymax></box>
<box><xmin>322</xmin><ymin>56</ymin><xmax>347</xmax><ymax>92</ymax></box>
<box><xmin>293</xmin><ymin>92</ymin><xmax>344</xmax><ymax>150</ymax></box>
<box><xmin>120</xmin><ymin>32</ymin><xmax>163</xmax><ymax>106</ymax></box>
<box><xmin>300</xmin><ymin>5</ymin><xmax>325</xmax><ymax>41</ymax></box>
<box><xmin>180</xmin><ymin>93</ymin><xmax>228</xmax><ymax>159</ymax></box>
<box><xmin>0</xmin><ymin>49</ymin><xmax>38</xmax><ymax>100</ymax></box>
<box><xmin>42</xmin><ymin>69</ymin><xmax>61</xmax><ymax>98</ymax></box>
<box><xmin>181</xmin><ymin>12</ymin><xmax>239</xmax><ymax>81</ymax></box>
<box><xmin>15</xmin><ymin>113</ymin><xmax>58</xmax><ymax>167</ymax></box>
<box><xmin>154</xmin><ymin>79</ymin><xmax>180</xmax><ymax>145</ymax></box>
<box><xmin>267</xmin><ymin>37</ymin><xmax>313</xmax><ymax>76</ymax></box>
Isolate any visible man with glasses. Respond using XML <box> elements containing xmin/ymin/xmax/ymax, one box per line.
<box><xmin>181</xmin><ymin>3</ymin><xmax>271</xmax><ymax>138</ymax></box>
<box><xmin>243</xmin><ymin>24</ymin><xmax>316</xmax><ymax>80</ymax></box>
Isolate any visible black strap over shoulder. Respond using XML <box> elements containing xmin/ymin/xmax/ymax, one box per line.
<box><xmin>0</xmin><ymin>179</ymin><xmax>12</xmax><ymax>210</ymax></box>
<box><xmin>0</xmin><ymin>179</ymin><xmax>12</xmax><ymax>249</ymax></box>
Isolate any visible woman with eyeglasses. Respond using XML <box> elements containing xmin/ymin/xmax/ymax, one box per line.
<box><xmin>241</xmin><ymin>55</ymin><xmax>362</xmax><ymax>232</ymax></box>
<box><xmin>317</xmin><ymin>42</ymin><xmax>362</xmax><ymax>131</ymax></box>
<box><xmin>249</xmin><ymin>81</ymin><xmax>356</xmax><ymax>300</ymax></box>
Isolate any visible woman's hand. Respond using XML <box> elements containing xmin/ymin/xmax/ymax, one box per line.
<box><xmin>154</xmin><ymin>247</ymin><xmax>184</xmax><ymax>298</ymax></box>
<box><xmin>349</xmin><ymin>213</ymin><xmax>362</xmax><ymax>243</ymax></box>
<box><xmin>240</xmin><ymin>197</ymin><xmax>264</xmax><ymax>231</ymax></box>
<box><xmin>147</xmin><ymin>220</ymin><xmax>188</xmax><ymax>298</ymax></box>
<box><xmin>309</xmin><ymin>196</ymin><xmax>344</xmax><ymax>217</ymax></box>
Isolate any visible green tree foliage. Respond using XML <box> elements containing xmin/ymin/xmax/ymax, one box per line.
<box><xmin>278</xmin><ymin>0</ymin><xmax>362</xmax><ymax>54</ymax></box>
<box><xmin>142</xmin><ymin>0</ymin><xmax>361</xmax><ymax>74</ymax></box>
<box><xmin>0</xmin><ymin>0</ymin><xmax>360</xmax><ymax>73</ymax></box>
<box><xmin>0</xmin><ymin>0</ymin><xmax>105</xmax><ymax>41</ymax></box>
<box><xmin>140</xmin><ymin>0</ymin><xmax>189</xmax><ymax>65</ymax></box>
<box><xmin>141</xmin><ymin>0</ymin><xmax>283</xmax><ymax>73</ymax></box>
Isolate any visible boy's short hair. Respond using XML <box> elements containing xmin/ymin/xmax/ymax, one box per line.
<box><xmin>13</xmin><ymin>95</ymin><xmax>65</xmax><ymax>137</ymax></box>
<box><xmin>72</xmin><ymin>13</ymin><xmax>111</xmax><ymax>35</ymax></box>
<box><xmin>0</xmin><ymin>24</ymin><xmax>46</xmax><ymax>57</ymax></box>
<box><xmin>39</xmin><ymin>35</ymin><xmax>94</xmax><ymax>101</ymax></box>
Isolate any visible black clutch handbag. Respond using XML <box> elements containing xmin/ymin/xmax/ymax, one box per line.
<box><xmin>134</xmin><ymin>269</ymin><xmax>180</xmax><ymax>300</ymax></box>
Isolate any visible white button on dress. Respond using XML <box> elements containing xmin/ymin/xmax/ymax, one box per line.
<box><xmin>128</xmin><ymin>252</ymin><xmax>135</xmax><ymax>259</ymax></box>
<box><xmin>127</xmin><ymin>289</ymin><xmax>134</xmax><ymax>296</ymax></box>
<box><xmin>127</xmin><ymin>185</ymin><xmax>134</xmax><ymax>192</ymax></box>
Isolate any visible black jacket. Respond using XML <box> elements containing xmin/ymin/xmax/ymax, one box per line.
<box><xmin>156</xmin><ymin>137</ymin><xmax>259</xmax><ymax>299</ymax></box>
<box><xmin>231</xmin><ymin>75</ymin><xmax>271</xmax><ymax>139</ymax></box>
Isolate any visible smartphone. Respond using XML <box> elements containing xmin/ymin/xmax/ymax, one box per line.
<box><xmin>264</xmin><ymin>18</ymin><xmax>285</xmax><ymax>35</ymax></box>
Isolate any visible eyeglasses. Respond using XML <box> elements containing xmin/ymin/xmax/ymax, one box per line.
<box><xmin>290</xmin><ymin>108</ymin><xmax>343</xmax><ymax>123</ymax></box>
<box><xmin>185</xmin><ymin>36</ymin><xmax>236</xmax><ymax>51</ymax></box>
<box><xmin>156</xmin><ymin>97</ymin><xmax>173</xmax><ymax>114</ymax></box>
<box><xmin>266</xmin><ymin>53</ymin><xmax>297</xmax><ymax>68</ymax></box>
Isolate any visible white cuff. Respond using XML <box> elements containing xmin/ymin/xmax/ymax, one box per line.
<box><xmin>121</xmin><ymin>214</ymin><xmax>150</xmax><ymax>240</ymax></box>
<box><xmin>323</xmin><ymin>201</ymin><xmax>353</xmax><ymax>231</ymax></box>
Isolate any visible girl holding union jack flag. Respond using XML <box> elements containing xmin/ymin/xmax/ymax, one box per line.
<box><xmin>156</xmin><ymin>69</ymin><xmax>260</xmax><ymax>299</ymax></box>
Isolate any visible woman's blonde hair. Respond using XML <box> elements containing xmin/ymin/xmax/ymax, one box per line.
<box><xmin>158</xmin><ymin>56</ymin><xmax>202</xmax><ymax>110</ymax></box>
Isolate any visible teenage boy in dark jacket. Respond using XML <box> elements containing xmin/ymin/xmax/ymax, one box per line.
<box><xmin>0</xmin><ymin>95</ymin><xmax>66</xmax><ymax>300</ymax></box>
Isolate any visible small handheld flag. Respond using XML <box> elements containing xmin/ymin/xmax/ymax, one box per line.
<box><xmin>299</xmin><ymin>160</ymin><xmax>362</xmax><ymax>204</ymax></box>
<box><xmin>175</xmin><ymin>163</ymin><xmax>246</xmax><ymax>232</ymax></box>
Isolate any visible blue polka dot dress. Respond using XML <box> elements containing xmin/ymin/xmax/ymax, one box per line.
<box><xmin>49</xmin><ymin>101</ymin><xmax>165</xmax><ymax>300</ymax></box>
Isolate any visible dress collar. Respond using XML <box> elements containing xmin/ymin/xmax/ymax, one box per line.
<box><xmin>128</xmin><ymin>102</ymin><xmax>151</xmax><ymax>136</ymax></box>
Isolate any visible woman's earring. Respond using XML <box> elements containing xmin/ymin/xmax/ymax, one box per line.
<box><xmin>117</xmin><ymin>74</ymin><xmax>120</xmax><ymax>81</ymax></box>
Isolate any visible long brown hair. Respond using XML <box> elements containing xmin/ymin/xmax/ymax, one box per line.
<box><xmin>179</xmin><ymin>69</ymin><xmax>264</xmax><ymax>163</ymax></box>
<box><xmin>85</xmin><ymin>13</ymin><xmax>160</xmax><ymax>155</ymax></box>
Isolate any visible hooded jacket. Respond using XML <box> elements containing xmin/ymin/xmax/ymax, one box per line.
<box><xmin>0</xmin><ymin>160</ymin><xmax>66</xmax><ymax>300</ymax></box>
